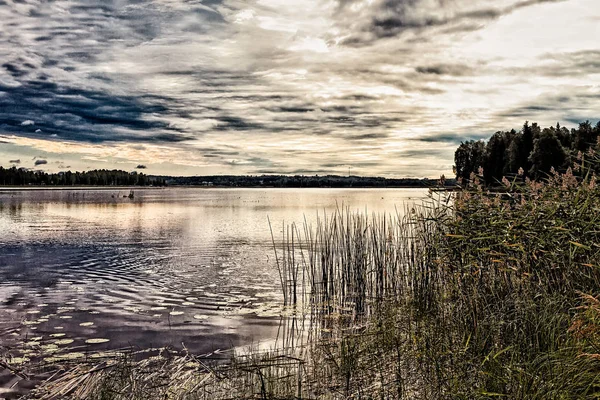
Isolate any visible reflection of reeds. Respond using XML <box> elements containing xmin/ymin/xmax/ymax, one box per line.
<box><xmin>270</xmin><ymin>200</ymin><xmax>449</xmax><ymax>319</ymax></box>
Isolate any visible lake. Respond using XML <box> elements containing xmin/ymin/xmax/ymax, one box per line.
<box><xmin>0</xmin><ymin>188</ymin><xmax>427</xmax><ymax>363</ymax></box>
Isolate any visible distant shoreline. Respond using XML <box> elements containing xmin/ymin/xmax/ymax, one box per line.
<box><xmin>0</xmin><ymin>186</ymin><xmax>164</xmax><ymax>191</ymax></box>
<box><xmin>0</xmin><ymin>185</ymin><xmax>435</xmax><ymax>190</ymax></box>
<box><xmin>0</xmin><ymin>167</ymin><xmax>453</xmax><ymax>189</ymax></box>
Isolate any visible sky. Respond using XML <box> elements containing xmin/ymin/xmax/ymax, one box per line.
<box><xmin>0</xmin><ymin>0</ymin><xmax>599</xmax><ymax>177</ymax></box>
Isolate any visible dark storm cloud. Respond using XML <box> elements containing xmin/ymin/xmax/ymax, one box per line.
<box><xmin>0</xmin><ymin>0</ymin><xmax>231</xmax><ymax>145</ymax></box>
<box><xmin>9</xmin><ymin>159</ymin><xmax>21</xmax><ymax>164</ymax></box>
<box><xmin>396</xmin><ymin>148</ymin><xmax>450</xmax><ymax>158</ymax></box>
<box><xmin>268</xmin><ymin>106</ymin><xmax>316</xmax><ymax>113</ymax></box>
<box><xmin>564</xmin><ymin>117</ymin><xmax>600</xmax><ymax>126</ymax></box>
<box><xmin>34</xmin><ymin>159</ymin><xmax>48</xmax><ymax>166</ymax></box>
<box><xmin>347</xmin><ymin>133</ymin><xmax>390</xmax><ymax>141</ymax></box>
<box><xmin>410</xmin><ymin>132</ymin><xmax>490</xmax><ymax>144</ymax></box>
<box><xmin>246</xmin><ymin>157</ymin><xmax>277</xmax><ymax>167</ymax></box>
<box><xmin>2</xmin><ymin>63</ymin><xmax>28</xmax><ymax>78</ymax></box>
<box><xmin>321</xmin><ymin>161</ymin><xmax>381</xmax><ymax>168</ymax></box>
<box><xmin>14</xmin><ymin>0</ymin><xmax>226</xmax><ymax>50</ymax></box>
<box><xmin>0</xmin><ymin>79</ymin><xmax>190</xmax><ymax>144</ymax></box>
<box><xmin>198</xmin><ymin>149</ymin><xmax>241</xmax><ymax>157</ymax></box>
<box><xmin>496</xmin><ymin>90</ymin><xmax>600</xmax><ymax>124</ymax></box>
<box><xmin>320</xmin><ymin>163</ymin><xmax>347</xmax><ymax>168</ymax></box>
<box><xmin>531</xmin><ymin>50</ymin><xmax>600</xmax><ymax>77</ymax></box>
<box><xmin>415</xmin><ymin>63</ymin><xmax>474</xmax><ymax>76</ymax></box>
<box><xmin>498</xmin><ymin>105</ymin><xmax>556</xmax><ymax>119</ymax></box>
<box><xmin>136</xmin><ymin>165</ymin><xmax>147</xmax><ymax>169</ymax></box>
<box><xmin>288</xmin><ymin>169</ymin><xmax>337</xmax><ymax>175</ymax></box>
<box><xmin>337</xmin><ymin>0</ymin><xmax>568</xmax><ymax>45</ymax></box>
<box><xmin>213</xmin><ymin>116</ymin><xmax>265</xmax><ymax>131</ymax></box>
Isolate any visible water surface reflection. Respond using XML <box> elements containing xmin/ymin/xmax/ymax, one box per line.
<box><xmin>0</xmin><ymin>188</ymin><xmax>426</xmax><ymax>359</ymax></box>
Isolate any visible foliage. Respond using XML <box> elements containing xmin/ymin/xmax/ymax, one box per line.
<box><xmin>0</xmin><ymin>167</ymin><xmax>165</xmax><ymax>186</ymax></box>
<box><xmin>455</xmin><ymin>120</ymin><xmax>600</xmax><ymax>183</ymax></box>
<box><xmin>454</xmin><ymin>140</ymin><xmax>486</xmax><ymax>182</ymax></box>
<box><xmin>165</xmin><ymin>174</ymin><xmax>455</xmax><ymax>188</ymax></box>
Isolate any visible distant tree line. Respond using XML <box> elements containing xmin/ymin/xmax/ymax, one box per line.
<box><xmin>454</xmin><ymin>120</ymin><xmax>600</xmax><ymax>184</ymax></box>
<box><xmin>0</xmin><ymin>167</ymin><xmax>166</xmax><ymax>186</ymax></box>
<box><xmin>166</xmin><ymin>174</ymin><xmax>454</xmax><ymax>188</ymax></box>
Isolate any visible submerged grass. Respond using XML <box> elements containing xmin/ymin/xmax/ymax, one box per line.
<box><xmin>7</xmin><ymin>151</ymin><xmax>600</xmax><ymax>399</ymax></box>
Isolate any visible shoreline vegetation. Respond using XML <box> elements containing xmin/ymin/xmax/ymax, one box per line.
<box><xmin>0</xmin><ymin>167</ymin><xmax>454</xmax><ymax>189</ymax></box>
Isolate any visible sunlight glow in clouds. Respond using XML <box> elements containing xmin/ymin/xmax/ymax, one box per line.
<box><xmin>0</xmin><ymin>0</ymin><xmax>598</xmax><ymax>176</ymax></box>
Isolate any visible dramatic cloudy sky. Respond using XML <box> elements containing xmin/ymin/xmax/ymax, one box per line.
<box><xmin>1</xmin><ymin>0</ymin><xmax>599</xmax><ymax>177</ymax></box>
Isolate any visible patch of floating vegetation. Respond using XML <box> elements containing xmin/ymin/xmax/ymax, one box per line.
<box><xmin>150</xmin><ymin>306</ymin><xmax>167</xmax><ymax>311</ymax></box>
<box><xmin>26</xmin><ymin>310</ymin><xmax>41</xmax><ymax>314</ymax></box>
<box><xmin>169</xmin><ymin>311</ymin><xmax>184</xmax><ymax>316</ymax></box>
<box><xmin>9</xmin><ymin>357</ymin><xmax>29</xmax><ymax>365</ymax></box>
<box><xmin>59</xmin><ymin>315</ymin><xmax>72</xmax><ymax>319</ymax></box>
<box><xmin>79</xmin><ymin>322</ymin><xmax>94</xmax><ymax>327</ymax></box>
<box><xmin>89</xmin><ymin>351</ymin><xmax>124</xmax><ymax>359</ymax></box>
<box><xmin>40</xmin><ymin>344</ymin><xmax>59</xmax><ymax>353</ymax></box>
<box><xmin>253</xmin><ymin>304</ymin><xmax>286</xmax><ymax>318</ymax></box>
<box><xmin>54</xmin><ymin>339</ymin><xmax>74</xmax><ymax>345</ymax></box>
<box><xmin>85</xmin><ymin>338</ymin><xmax>110</xmax><ymax>344</ymax></box>
<box><xmin>193</xmin><ymin>315</ymin><xmax>208</xmax><ymax>320</ymax></box>
<box><xmin>50</xmin><ymin>333</ymin><xmax>66</xmax><ymax>338</ymax></box>
<box><xmin>231</xmin><ymin>308</ymin><xmax>255</xmax><ymax>316</ymax></box>
<box><xmin>45</xmin><ymin>352</ymin><xmax>86</xmax><ymax>363</ymax></box>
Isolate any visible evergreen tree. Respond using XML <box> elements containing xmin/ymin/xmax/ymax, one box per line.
<box><xmin>528</xmin><ymin>130</ymin><xmax>566</xmax><ymax>179</ymax></box>
<box><xmin>484</xmin><ymin>130</ymin><xmax>515</xmax><ymax>184</ymax></box>
<box><xmin>572</xmin><ymin>120</ymin><xmax>595</xmax><ymax>151</ymax></box>
<box><xmin>454</xmin><ymin>140</ymin><xmax>485</xmax><ymax>182</ymax></box>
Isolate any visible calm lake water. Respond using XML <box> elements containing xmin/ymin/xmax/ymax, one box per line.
<box><xmin>0</xmin><ymin>188</ymin><xmax>427</xmax><ymax>361</ymax></box>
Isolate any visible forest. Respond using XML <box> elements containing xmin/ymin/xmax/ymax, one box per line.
<box><xmin>454</xmin><ymin>120</ymin><xmax>600</xmax><ymax>184</ymax></box>
<box><xmin>0</xmin><ymin>167</ymin><xmax>166</xmax><ymax>186</ymax></box>
<box><xmin>164</xmin><ymin>174</ymin><xmax>453</xmax><ymax>188</ymax></box>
